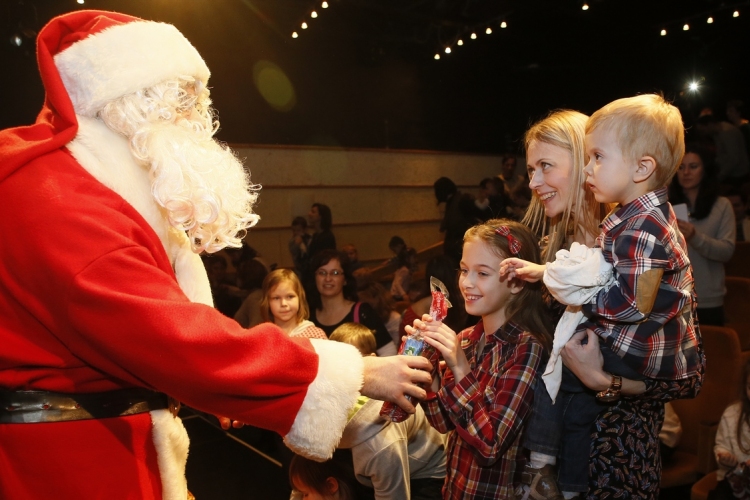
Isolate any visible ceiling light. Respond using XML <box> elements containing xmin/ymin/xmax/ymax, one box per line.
<box><xmin>445</xmin><ymin>47</ymin><xmax>451</xmax><ymax>54</ymax></box>
<box><xmin>301</xmin><ymin>22</ymin><xmax>308</xmax><ymax>29</ymax></box>
<box><xmin>322</xmin><ymin>1</ymin><xmax>328</xmax><ymax>7</ymax></box>
<box><xmin>470</xmin><ymin>32</ymin><xmax>477</xmax><ymax>39</ymax></box>
<box><xmin>292</xmin><ymin>32</ymin><xmax>298</xmax><ymax>38</ymax></box>
<box><xmin>457</xmin><ymin>39</ymin><xmax>463</xmax><ymax>46</ymax></box>
<box><xmin>707</xmin><ymin>16</ymin><xmax>713</xmax><ymax>23</ymax></box>
<box><xmin>485</xmin><ymin>27</ymin><xmax>492</xmax><ymax>35</ymax></box>
<box><xmin>311</xmin><ymin>11</ymin><xmax>318</xmax><ymax>18</ymax></box>
<box><xmin>582</xmin><ymin>3</ymin><xmax>589</xmax><ymax>10</ymax></box>
<box><xmin>434</xmin><ymin>54</ymin><xmax>440</xmax><ymax>60</ymax></box>
<box><xmin>660</xmin><ymin>29</ymin><xmax>667</xmax><ymax>36</ymax></box>
<box><xmin>500</xmin><ymin>21</ymin><xmax>507</xmax><ymax>28</ymax></box>
<box><xmin>683</xmin><ymin>23</ymin><xmax>689</xmax><ymax>31</ymax></box>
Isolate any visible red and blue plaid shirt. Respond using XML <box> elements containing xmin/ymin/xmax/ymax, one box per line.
<box><xmin>582</xmin><ymin>187</ymin><xmax>702</xmax><ymax>380</ymax></box>
<box><xmin>421</xmin><ymin>320</ymin><xmax>543</xmax><ymax>499</ymax></box>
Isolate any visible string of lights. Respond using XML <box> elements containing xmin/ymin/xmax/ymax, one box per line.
<box><xmin>291</xmin><ymin>1</ymin><xmax>329</xmax><ymax>39</ymax></box>
<box><xmin>655</xmin><ymin>1</ymin><xmax>746</xmax><ymax>37</ymax></box>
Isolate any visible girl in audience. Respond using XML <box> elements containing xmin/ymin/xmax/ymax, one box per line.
<box><xmin>308</xmin><ymin>249</ymin><xmax>397</xmax><ymax>356</ymax></box>
<box><xmin>669</xmin><ymin>142</ymin><xmax>736</xmax><ymax>326</ymax></box>
<box><xmin>260</xmin><ymin>269</ymin><xmax>326</xmax><ymax>339</ymax></box>
<box><xmin>411</xmin><ymin>219</ymin><xmax>553</xmax><ymax>499</ymax></box>
<box><xmin>713</xmin><ymin>359</ymin><xmax>750</xmax><ymax>499</ymax></box>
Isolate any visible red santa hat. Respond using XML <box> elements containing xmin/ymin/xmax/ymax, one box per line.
<box><xmin>50</xmin><ymin>10</ymin><xmax>210</xmax><ymax>118</ymax></box>
<box><xmin>0</xmin><ymin>10</ymin><xmax>210</xmax><ymax>179</ymax></box>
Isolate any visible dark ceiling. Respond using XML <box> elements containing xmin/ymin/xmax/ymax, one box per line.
<box><xmin>3</xmin><ymin>0</ymin><xmax>750</xmax><ymax>153</ymax></box>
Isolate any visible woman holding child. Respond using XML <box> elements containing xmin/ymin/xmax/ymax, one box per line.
<box><xmin>503</xmin><ymin>98</ymin><xmax>705</xmax><ymax>499</ymax></box>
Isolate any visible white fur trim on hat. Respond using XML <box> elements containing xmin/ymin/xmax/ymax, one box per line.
<box><xmin>283</xmin><ymin>339</ymin><xmax>364</xmax><ymax>461</ymax></box>
<box><xmin>54</xmin><ymin>20</ymin><xmax>210</xmax><ymax>117</ymax></box>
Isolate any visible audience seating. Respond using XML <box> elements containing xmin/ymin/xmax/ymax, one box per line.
<box><xmin>725</xmin><ymin>241</ymin><xmax>750</xmax><ymax>279</ymax></box>
<box><xmin>661</xmin><ymin>325</ymin><xmax>743</xmax><ymax>490</ymax></box>
<box><xmin>724</xmin><ymin>277</ymin><xmax>750</xmax><ymax>364</ymax></box>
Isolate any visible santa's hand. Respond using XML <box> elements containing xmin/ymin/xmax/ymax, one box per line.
<box><xmin>499</xmin><ymin>258</ymin><xmax>545</xmax><ymax>282</ymax></box>
<box><xmin>217</xmin><ymin>416</ymin><xmax>246</xmax><ymax>430</ymax></box>
<box><xmin>361</xmin><ymin>355</ymin><xmax>432</xmax><ymax>413</ymax></box>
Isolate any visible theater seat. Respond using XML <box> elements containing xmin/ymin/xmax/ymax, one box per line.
<box><xmin>661</xmin><ymin>325</ymin><xmax>743</xmax><ymax>489</ymax></box>
<box><xmin>725</xmin><ymin>241</ymin><xmax>750</xmax><ymax>279</ymax></box>
<box><xmin>724</xmin><ymin>277</ymin><xmax>750</xmax><ymax>363</ymax></box>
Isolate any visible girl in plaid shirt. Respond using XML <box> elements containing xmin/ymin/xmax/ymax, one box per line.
<box><xmin>410</xmin><ymin>220</ymin><xmax>553</xmax><ymax>499</ymax></box>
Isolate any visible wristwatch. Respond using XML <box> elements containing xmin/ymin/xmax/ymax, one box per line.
<box><xmin>596</xmin><ymin>374</ymin><xmax>622</xmax><ymax>402</ymax></box>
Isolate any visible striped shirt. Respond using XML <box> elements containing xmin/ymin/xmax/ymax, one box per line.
<box><xmin>422</xmin><ymin>320</ymin><xmax>543</xmax><ymax>499</ymax></box>
<box><xmin>582</xmin><ymin>187</ymin><xmax>702</xmax><ymax>380</ymax></box>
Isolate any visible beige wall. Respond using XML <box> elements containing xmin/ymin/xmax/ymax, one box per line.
<box><xmin>234</xmin><ymin>145</ymin><xmax>509</xmax><ymax>268</ymax></box>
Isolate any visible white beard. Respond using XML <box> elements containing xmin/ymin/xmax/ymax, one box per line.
<box><xmin>129</xmin><ymin>120</ymin><xmax>260</xmax><ymax>253</ymax></box>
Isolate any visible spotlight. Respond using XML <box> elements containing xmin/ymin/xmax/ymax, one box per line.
<box><xmin>683</xmin><ymin>23</ymin><xmax>690</xmax><ymax>31</ymax></box>
<box><xmin>457</xmin><ymin>39</ymin><xmax>463</xmax><ymax>46</ymax></box>
<box><xmin>485</xmin><ymin>27</ymin><xmax>492</xmax><ymax>34</ymax></box>
<box><xmin>311</xmin><ymin>11</ymin><xmax>318</xmax><ymax>18</ymax></box>
<box><xmin>688</xmin><ymin>82</ymin><xmax>699</xmax><ymax>91</ymax></box>
<box><xmin>707</xmin><ymin>17</ymin><xmax>713</xmax><ymax>24</ymax></box>
<box><xmin>292</xmin><ymin>32</ymin><xmax>298</xmax><ymax>38</ymax></box>
<box><xmin>434</xmin><ymin>53</ymin><xmax>440</xmax><ymax>60</ymax></box>
<box><xmin>322</xmin><ymin>1</ymin><xmax>328</xmax><ymax>7</ymax></box>
<box><xmin>500</xmin><ymin>21</ymin><xmax>507</xmax><ymax>28</ymax></box>
<box><xmin>10</xmin><ymin>34</ymin><xmax>22</xmax><ymax>47</ymax></box>
<box><xmin>733</xmin><ymin>10</ymin><xmax>740</xmax><ymax>17</ymax></box>
<box><xmin>582</xmin><ymin>3</ymin><xmax>589</xmax><ymax>10</ymax></box>
<box><xmin>660</xmin><ymin>29</ymin><xmax>667</xmax><ymax>36</ymax></box>
<box><xmin>470</xmin><ymin>32</ymin><xmax>477</xmax><ymax>39</ymax></box>
<box><xmin>445</xmin><ymin>47</ymin><xmax>451</xmax><ymax>54</ymax></box>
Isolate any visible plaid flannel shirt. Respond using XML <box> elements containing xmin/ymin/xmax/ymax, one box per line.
<box><xmin>582</xmin><ymin>187</ymin><xmax>702</xmax><ymax>380</ymax></box>
<box><xmin>421</xmin><ymin>320</ymin><xmax>543</xmax><ymax>499</ymax></box>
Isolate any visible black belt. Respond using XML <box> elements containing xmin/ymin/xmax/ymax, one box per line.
<box><xmin>0</xmin><ymin>388</ymin><xmax>180</xmax><ymax>424</ymax></box>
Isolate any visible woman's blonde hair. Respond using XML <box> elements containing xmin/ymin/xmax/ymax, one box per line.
<box><xmin>522</xmin><ymin>109</ymin><xmax>610</xmax><ymax>262</ymax></box>
<box><xmin>260</xmin><ymin>269</ymin><xmax>309</xmax><ymax>324</ymax></box>
<box><xmin>463</xmin><ymin>219</ymin><xmax>553</xmax><ymax>352</ymax></box>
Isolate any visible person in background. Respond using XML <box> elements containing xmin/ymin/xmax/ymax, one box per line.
<box><xmin>711</xmin><ymin>359</ymin><xmax>750</xmax><ymax>499</ymax></box>
<box><xmin>723</xmin><ymin>187</ymin><xmax>750</xmax><ymax>242</ymax></box>
<box><xmin>342</xmin><ymin>243</ymin><xmax>364</xmax><ymax>273</ymax></box>
<box><xmin>498</xmin><ymin>153</ymin><xmax>532</xmax><ymax>220</ymax></box>
<box><xmin>391</xmin><ymin>247</ymin><xmax>417</xmax><ymax>302</ymax></box>
<box><xmin>659</xmin><ymin>403</ymin><xmax>682</xmax><ymax>463</ymax></box>
<box><xmin>695</xmin><ymin>114</ymin><xmax>750</xmax><ymax>185</ymax></box>
<box><xmin>475</xmin><ymin>177</ymin><xmax>508</xmax><ymax>222</ymax></box>
<box><xmin>727</xmin><ymin>100</ymin><xmax>750</xmax><ymax>159</ymax></box>
<box><xmin>289</xmin><ymin>216</ymin><xmax>312</xmax><ymax>277</ymax></box>
<box><xmin>260</xmin><ymin>268</ymin><xmax>327</xmax><ymax>339</ymax></box>
<box><xmin>331</xmin><ymin>322</ymin><xmax>447</xmax><ymax>500</ymax></box>
<box><xmin>669</xmin><ymin>142</ymin><xmax>735</xmax><ymax>326</ymax></box>
<box><xmin>385</xmin><ymin>236</ymin><xmax>407</xmax><ymax>266</ymax></box>
<box><xmin>434</xmin><ymin>177</ymin><xmax>477</xmax><ymax>265</ymax></box>
<box><xmin>233</xmin><ymin>259</ymin><xmax>269</xmax><ymax>328</ymax></box>
<box><xmin>358</xmin><ymin>281</ymin><xmax>403</xmax><ymax>347</ymax></box>
<box><xmin>308</xmin><ymin>250</ymin><xmax>397</xmax><ymax>356</ymax></box>
<box><xmin>308</xmin><ymin>203</ymin><xmax>337</xmax><ymax>260</ymax></box>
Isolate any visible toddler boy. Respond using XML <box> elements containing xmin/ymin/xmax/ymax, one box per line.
<box><xmin>522</xmin><ymin>94</ymin><xmax>702</xmax><ymax>499</ymax></box>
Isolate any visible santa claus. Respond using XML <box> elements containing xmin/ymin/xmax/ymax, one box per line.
<box><xmin>0</xmin><ymin>10</ymin><xmax>431</xmax><ymax>500</ymax></box>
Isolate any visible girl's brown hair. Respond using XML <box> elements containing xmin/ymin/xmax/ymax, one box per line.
<box><xmin>289</xmin><ymin>452</ymin><xmax>357</xmax><ymax>500</ymax></box>
<box><xmin>463</xmin><ymin>218</ymin><xmax>553</xmax><ymax>352</ymax></box>
<box><xmin>260</xmin><ymin>269</ymin><xmax>309</xmax><ymax>324</ymax></box>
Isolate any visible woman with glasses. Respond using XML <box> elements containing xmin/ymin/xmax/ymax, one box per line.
<box><xmin>308</xmin><ymin>250</ymin><xmax>397</xmax><ymax>356</ymax></box>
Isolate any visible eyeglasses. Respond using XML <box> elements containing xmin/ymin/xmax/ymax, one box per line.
<box><xmin>316</xmin><ymin>269</ymin><xmax>344</xmax><ymax>277</ymax></box>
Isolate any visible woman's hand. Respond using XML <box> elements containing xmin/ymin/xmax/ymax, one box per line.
<box><xmin>676</xmin><ymin>219</ymin><xmax>696</xmax><ymax>241</ymax></box>
<box><xmin>499</xmin><ymin>257</ymin><xmax>546</xmax><ymax>283</ymax></box>
<box><xmin>562</xmin><ymin>329</ymin><xmax>647</xmax><ymax>396</ymax></box>
<box><xmin>717</xmin><ymin>451</ymin><xmax>739</xmax><ymax>469</ymax></box>
<box><xmin>561</xmin><ymin>329</ymin><xmax>609</xmax><ymax>392</ymax></box>
<box><xmin>411</xmin><ymin>314</ymin><xmax>471</xmax><ymax>383</ymax></box>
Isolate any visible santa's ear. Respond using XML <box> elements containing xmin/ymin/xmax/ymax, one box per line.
<box><xmin>634</xmin><ymin>155</ymin><xmax>657</xmax><ymax>184</ymax></box>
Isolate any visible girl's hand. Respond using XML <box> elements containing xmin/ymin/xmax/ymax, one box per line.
<box><xmin>676</xmin><ymin>219</ymin><xmax>696</xmax><ymax>241</ymax></box>
<box><xmin>409</xmin><ymin>314</ymin><xmax>471</xmax><ymax>382</ymax></box>
<box><xmin>560</xmin><ymin>329</ymin><xmax>609</xmax><ymax>392</ymax></box>
<box><xmin>718</xmin><ymin>451</ymin><xmax>739</xmax><ymax>468</ymax></box>
<box><xmin>499</xmin><ymin>257</ymin><xmax>546</xmax><ymax>283</ymax></box>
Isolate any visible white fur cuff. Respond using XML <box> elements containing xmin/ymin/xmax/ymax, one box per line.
<box><xmin>283</xmin><ymin>340</ymin><xmax>364</xmax><ymax>461</ymax></box>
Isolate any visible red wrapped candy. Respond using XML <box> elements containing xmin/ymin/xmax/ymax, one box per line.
<box><xmin>380</xmin><ymin>276</ymin><xmax>452</xmax><ymax>422</ymax></box>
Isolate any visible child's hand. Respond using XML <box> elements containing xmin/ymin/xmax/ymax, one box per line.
<box><xmin>411</xmin><ymin>314</ymin><xmax>471</xmax><ymax>383</ymax></box>
<box><xmin>499</xmin><ymin>258</ymin><xmax>546</xmax><ymax>283</ymax></box>
<box><xmin>718</xmin><ymin>451</ymin><xmax>739</xmax><ymax>468</ymax></box>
